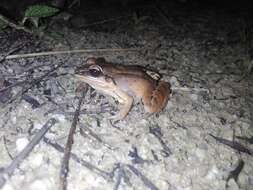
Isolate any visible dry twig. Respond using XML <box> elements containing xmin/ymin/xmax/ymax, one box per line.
<box><xmin>113</xmin><ymin>164</ymin><xmax>129</xmax><ymax>190</ymax></box>
<box><xmin>210</xmin><ymin>134</ymin><xmax>253</xmax><ymax>156</ymax></box>
<box><xmin>3</xmin><ymin>62</ymin><xmax>65</xmax><ymax>106</ymax></box>
<box><xmin>111</xmin><ymin>163</ymin><xmax>158</xmax><ymax>190</ymax></box>
<box><xmin>59</xmin><ymin>92</ymin><xmax>86</xmax><ymax>190</ymax></box>
<box><xmin>149</xmin><ymin>126</ymin><xmax>172</xmax><ymax>157</ymax></box>
<box><xmin>0</xmin><ymin>14</ymin><xmax>33</xmax><ymax>34</ymax></box>
<box><xmin>5</xmin><ymin>48</ymin><xmax>142</xmax><ymax>60</ymax></box>
<box><xmin>126</xmin><ymin>164</ymin><xmax>159</xmax><ymax>190</ymax></box>
<box><xmin>0</xmin><ymin>42</ymin><xmax>30</xmax><ymax>63</ymax></box>
<box><xmin>0</xmin><ymin>118</ymin><xmax>57</xmax><ymax>188</ymax></box>
<box><xmin>79</xmin><ymin>123</ymin><xmax>115</xmax><ymax>150</ymax></box>
<box><xmin>79</xmin><ymin>15</ymin><xmax>131</xmax><ymax>28</ymax></box>
<box><xmin>43</xmin><ymin>137</ymin><xmax>111</xmax><ymax>180</ymax></box>
<box><xmin>226</xmin><ymin>159</ymin><xmax>244</xmax><ymax>188</ymax></box>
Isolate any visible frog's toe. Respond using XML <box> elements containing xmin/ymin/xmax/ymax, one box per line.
<box><xmin>100</xmin><ymin>103</ymin><xmax>115</xmax><ymax>112</ymax></box>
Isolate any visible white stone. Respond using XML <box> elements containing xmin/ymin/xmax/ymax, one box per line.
<box><xmin>29</xmin><ymin>153</ymin><xmax>44</xmax><ymax>168</ymax></box>
<box><xmin>170</xmin><ymin>76</ymin><xmax>180</xmax><ymax>86</ymax></box>
<box><xmin>28</xmin><ymin>179</ymin><xmax>52</xmax><ymax>190</ymax></box>
<box><xmin>226</xmin><ymin>179</ymin><xmax>239</xmax><ymax>190</ymax></box>
<box><xmin>205</xmin><ymin>165</ymin><xmax>219</xmax><ymax>180</ymax></box>
<box><xmin>52</xmin><ymin>114</ymin><xmax>66</xmax><ymax>122</ymax></box>
<box><xmin>190</xmin><ymin>94</ymin><xmax>198</xmax><ymax>101</ymax></box>
<box><xmin>195</xmin><ymin>148</ymin><xmax>206</xmax><ymax>161</ymax></box>
<box><xmin>11</xmin><ymin>116</ymin><xmax>17</xmax><ymax>124</ymax></box>
<box><xmin>16</xmin><ymin>138</ymin><xmax>29</xmax><ymax>152</ymax></box>
<box><xmin>34</xmin><ymin>123</ymin><xmax>43</xmax><ymax>130</ymax></box>
<box><xmin>2</xmin><ymin>184</ymin><xmax>14</xmax><ymax>190</ymax></box>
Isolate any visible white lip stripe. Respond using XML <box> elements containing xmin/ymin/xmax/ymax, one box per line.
<box><xmin>75</xmin><ymin>75</ymin><xmax>108</xmax><ymax>87</ymax></box>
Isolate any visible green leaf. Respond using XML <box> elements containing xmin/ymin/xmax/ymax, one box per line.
<box><xmin>24</xmin><ymin>4</ymin><xmax>59</xmax><ymax>18</ymax></box>
<box><xmin>0</xmin><ymin>19</ymin><xmax>8</xmax><ymax>29</ymax></box>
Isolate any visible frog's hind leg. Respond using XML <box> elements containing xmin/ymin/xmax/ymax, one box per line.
<box><xmin>142</xmin><ymin>81</ymin><xmax>171</xmax><ymax>113</ymax></box>
<box><xmin>109</xmin><ymin>91</ymin><xmax>133</xmax><ymax>121</ymax></box>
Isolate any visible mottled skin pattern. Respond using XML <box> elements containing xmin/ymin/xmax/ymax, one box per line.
<box><xmin>75</xmin><ymin>57</ymin><xmax>171</xmax><ymax>120</ymax></box>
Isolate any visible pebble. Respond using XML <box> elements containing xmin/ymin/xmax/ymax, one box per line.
<box><xmin>16</xmin><ymin>137</ymin><xmax>29</xmax><ymax>152</ymax></box>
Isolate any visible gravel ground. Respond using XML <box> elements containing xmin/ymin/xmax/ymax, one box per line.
<box><xmin>0</xmin><ymin>1</ymin><xmax>252</xmax><ymax>190</ymax></box>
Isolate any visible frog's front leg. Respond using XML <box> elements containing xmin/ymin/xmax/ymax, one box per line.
<box><xmin>109</xmin><ymin>90</ymin><xmax>133</xmax><ymax>121</ymax></box>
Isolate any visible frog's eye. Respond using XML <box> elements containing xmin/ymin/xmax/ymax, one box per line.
<box><xmin>89</xmin><ymin>68</ymin><xmax>101</xmax><ymax>77</ymax></box>
<box><xmin>88</xmin><ymin>65</ymin><xmax>103</xmax><ymax>77</ymax></box>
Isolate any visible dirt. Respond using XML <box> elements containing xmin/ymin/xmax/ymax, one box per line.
<box><xmin>0</xmin><ymin>1</ymin><xmax>252</xmax><ymax>190</ymax></box>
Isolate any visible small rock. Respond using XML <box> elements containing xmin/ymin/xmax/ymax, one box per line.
<box><xmin>170</xmin><ymin>76</ymin><xmax>180</xmax><ymax>87</ymax></box>
<box><xmin>52</xmin><ymin>114</ymin><xmax>66</xmax><ymax>122</ymax></box>
<box><xmin>226</xmin><ymin>179</ymin><xmax>239</xmax><ymax>190</ymax></box>
<box><xmin>30</xmin><ymin>153</ymin><xmax>44</xmax><ymax>168</ymax></box>
<box><xmin>2</xmin><ymin>184</ymin><xmax>14</xmax><ymax>190</ymax></box>
<box><xmin>34</xmin><ymin>123</ymin><xmax>43</xmax><ymax>130</ymax></box>
<box><xmin>205</xmin><ymin>165</ymin><xmax>219</xmax><ymax>180</ymax></box>
<box><xmin>195</xmin><ymin>148</ymin><xmax>206</xmax><ymax>161</ymax></box>
<box><xmin>190</xmin><ymin>94</ymin><xmax>198</xmax><ymax>101</ymax></box>
<box><xmin>16</xmin><ymin>138</ymin><xmax>29</xmax><ymax>152</ymax></box>
<box><xmin>28</xmin><ymin>179</ymin><xmax>52</xmax><ymax>190</ymax></box>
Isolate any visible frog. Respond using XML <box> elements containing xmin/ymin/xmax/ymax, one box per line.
<box><xmin>75</xmin><ymin>57</ymin><xmax>171</xmax><ymax>121</ymax></box>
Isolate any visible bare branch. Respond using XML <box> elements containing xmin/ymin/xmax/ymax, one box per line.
<box><xmin>43</xmin><ymin>137</ymin><xmax>111</xmax><ymax>180</ymax></box>
<box><xmin>0</xmin><ymin>14</ymin><xmax>33</xmax><ymax>34</ymax></box>
<box><xmin>5</xmin><ymin>48</ymin><xmax>143</xmax><ymax>60</ymax></box>
<box><xmin>0</xmin><ymin>118</ymin><xmax>57</xmax><ymax>188</ymax></box>
<box><xmin>59</xmin><ymin>92</ymin><xmax>86</xmax><ymax>190</ymax></box>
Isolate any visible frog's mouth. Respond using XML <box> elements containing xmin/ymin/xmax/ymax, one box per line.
<box><xmin>74</xmin><ymin>67</ymin><xmax>89</xmax><ymax>75</ymax></box>
<box><xmin>75</xmin><ymin>73</ymin><xmax>111</xmax><ymax>88</ymax></box>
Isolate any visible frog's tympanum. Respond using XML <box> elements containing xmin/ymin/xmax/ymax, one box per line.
<box><xmin>75</xmin><ymin>57</ymin><xmax>171</xmax><ymax>121</ymax></box>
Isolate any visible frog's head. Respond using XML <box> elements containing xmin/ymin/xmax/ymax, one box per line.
<box><xmin>75</xmin><ymin>58</ymin><xmax>115</xmax><ymax>90</ymax></box>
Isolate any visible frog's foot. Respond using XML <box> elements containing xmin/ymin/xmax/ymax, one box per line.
<box><xmin>108</xmin><ymin>93</ymin><xmax>133</xmax><ymax>122</ymax></box>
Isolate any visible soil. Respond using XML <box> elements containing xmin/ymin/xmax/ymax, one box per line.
<box><xmin>0</xmin><ymin>1</ymin><xmax>252</xmax><ymax>190</ymax></box>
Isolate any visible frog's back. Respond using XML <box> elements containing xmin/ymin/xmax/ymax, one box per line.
<box><xmin>113</xmin><ymin>74</ymin><xmax>156</xmax><ymax>100</ymax></box>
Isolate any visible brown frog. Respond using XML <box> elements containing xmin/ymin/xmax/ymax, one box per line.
<box><xmin>75</xmin><ymin>57</ymin><xmax>171</xmax><ymax>121</ymax></box>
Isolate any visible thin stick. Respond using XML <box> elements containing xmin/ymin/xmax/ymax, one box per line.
<box><xmin>3</xmin><ymin>136</ymin><xmax>14</xmax><ymax>160</ymax></box>
<box><xmin>126</xmin><ymin>164</ymin><xmax>159</xmax><ymax>190</ymax></box>
<box><xmin>0</xmin><ymin>42</ymin><xmax>30</xmax><ymax>63</ymax></box>
<box><xmin>226</xmin><ymin>159</ymin><xmax>244</xmax><ymax>187</ymax></box>
<box><xmin>5</xmin><ymin>48</ymin><xmax>142</xmax><ymax>60</ymax></box>
<box><xmin>59</xmin><ymin>93</ymin><xmax>85</xmax><ymax>190</ymax></box>
<box><xmin>210</xmin><ymin>134</ymin><xmax>253</xmax><ymax>156</ymax></box>
<box><xmin>113</xmin><ymin>164</ymin><xmax>128</xmax><ymax>190</ymax></box>
<box><xmin>0</xmin><ymin>118</ymin><xmax>57</xmax><ymax>188</ymax></box>
<box><xmin>0</xmin><ymin>81</ymin><xmax>26</xmax><ymax>93</ymax></box>
<box><xmin>0</xmin><ymin>14</ymin><xmax>33</xmax><ymax>34</ymax></box>
<box><xmin>3</xmin><ymin>62</ymin><xmax>65</xmax><ymax>106</ymax></box>
<box><xmin>43</xmin><ymin>137</ymin><xmax>111</xmax><ymax>180</ymax></box>
<box><xmin>80</xmin><ymin>15</ymin><xmax>131</xmax><ymax>28</ymax></box>
<box><xmin>79</xmin><ymin>124</ymin><xmax>115</xmax><ymax>150</ymax></box>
